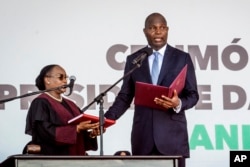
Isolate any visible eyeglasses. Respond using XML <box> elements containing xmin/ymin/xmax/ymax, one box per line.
<box><xmin>46</xmin><ymin>74</ymin><xmax>69</xmax><ymax>81</ymax></box>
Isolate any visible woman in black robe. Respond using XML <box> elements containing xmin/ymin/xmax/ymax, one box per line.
<box><xmin>24</xmin><ymin>64</ymin><xmax>101</xmax><ymax>155</ymax></box>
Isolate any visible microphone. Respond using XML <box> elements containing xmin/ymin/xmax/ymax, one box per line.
<box><xmin>132</xmin><ymin>47</ymin><xmax>153</xmax><ymax>65</ymax></box>
<box><xmin>65</xmin><ymin>75</ymin><xmax>76</xmax><ymax>96</ymax></box>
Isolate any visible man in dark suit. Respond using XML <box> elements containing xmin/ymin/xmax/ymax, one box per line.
<box><xmin>104</xmin><ymin>12</ymin><xmax>199</xmax><ymax>167</ymax></box>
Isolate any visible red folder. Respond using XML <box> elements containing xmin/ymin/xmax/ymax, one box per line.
<box><xmin>68</xmin><ymin>113</ymin><xmax>116</xmax><ymax>128</ymax></box>
<box><xmin>134</xmin><ymin>64</ymin><xmax>187</xmax><ymax>110</ymax></box>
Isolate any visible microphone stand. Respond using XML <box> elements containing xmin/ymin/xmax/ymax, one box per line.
<box><xmin>81</xmin><ymin>60</ymin><xmax>144</xmax><ymax>156</ymax></box>
<box><xmin>0</xmin><ymin>85</ymin><xmax>69</xmax><ymax>104</ymax></box>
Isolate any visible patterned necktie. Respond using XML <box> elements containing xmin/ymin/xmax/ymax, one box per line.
<box><xmin>151</xmin><ymin>52</ymin><xmax>160</xmax><ymax>85</ymax></box>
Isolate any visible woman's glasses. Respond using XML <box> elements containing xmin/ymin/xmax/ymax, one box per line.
<box><xmin>46</xmin><ymin>74</ymin><xmax>69</xmax><ymax>81</ymax></box>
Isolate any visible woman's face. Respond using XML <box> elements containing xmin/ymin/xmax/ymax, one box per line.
<box><xmin>45</xmin><ymin>66</ymin><xmax>68</xmax><ymax>94</ymax></box>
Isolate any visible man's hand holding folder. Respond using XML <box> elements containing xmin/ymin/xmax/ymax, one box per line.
<box><xmin>134</xmin><ymin>64</ymin><xmax>187</xmax><ymax>111</ymax></box>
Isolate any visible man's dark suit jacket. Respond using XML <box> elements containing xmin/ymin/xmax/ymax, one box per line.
<box><xmin>104</xmin><ymin>45</ymin><xmax>199</xmax><ymax>158</ymax></box>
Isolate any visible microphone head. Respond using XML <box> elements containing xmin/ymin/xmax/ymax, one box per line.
<box><xmin>131</xmin><ymin>46</ymin><xmax>153</xmax><ymax>65</ymax></box>
<box><xmin>69</xmin><ymin>75</ymin><xmax>76</xmax><ymax>82</ymax></box>
<box><xmin>67</xmin><ymin>75</ymin><xmax>76</xmax><ymax>87</ymax></box>
<box><xmin>64</xmin><ymin>75</ymin><xmax>76</xmax><ymax>96</ymax></box>
<box><xmin>143</xmin><ymin>46</ymin><xmax>153</xmax><ymax>55</ymax></box>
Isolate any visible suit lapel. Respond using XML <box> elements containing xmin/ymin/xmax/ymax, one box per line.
<box><xmin>157</xmin><ymin>45</ymin><xmax>175</xmax><ymax>85</ymax></box>
<box><xmin>141</xmin><ymin>56</ymin><xmax>152</xmax><ymax>83</ymax></box>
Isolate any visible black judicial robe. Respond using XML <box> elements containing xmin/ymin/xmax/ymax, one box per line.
<box><xmin>25</xmin><ymin>93</ymin><xmax>97</xmax><ymax>155</ymax></box>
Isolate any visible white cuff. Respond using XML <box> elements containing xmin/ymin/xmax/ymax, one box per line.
<box><xmin>173</xmin><ymin>99</ymin><xmax>182</xmax><ymax>113</ymax></box>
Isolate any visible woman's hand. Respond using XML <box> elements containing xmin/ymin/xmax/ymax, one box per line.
<box><xmin>89</xmin><ymin>127</ymin><xmax>106</xmax><ymax>138</ymax></box>
<box><xmin>76</xmin><ymin>120</ymin><xmax>99</xmax><ymax>133</ymax></box>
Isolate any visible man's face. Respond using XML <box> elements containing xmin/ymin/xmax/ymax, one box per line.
<box><xmin>143</xmin><ymin>15</ymin><xmax>169</xmax><ymax>51</ymax></box>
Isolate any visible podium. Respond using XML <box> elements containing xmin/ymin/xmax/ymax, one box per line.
<box><xmin>1</xmin><ymin>155</ymin><xmax>182</xmax><ymax>167</ymax></box>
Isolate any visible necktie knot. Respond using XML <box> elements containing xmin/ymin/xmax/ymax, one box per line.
<box><xmin>151</xmin><ymin>52</ymin><xmax>160</xmax><ymax>85</ymax></box>
<box><xmin>153</xmin><ymin>51</ymin><xmax>159</xmax><ymax>60</ymax></box>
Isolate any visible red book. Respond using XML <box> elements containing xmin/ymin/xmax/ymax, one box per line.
<box><xmin>134</xmin><ymin>64</ymin><xmax>187</xmax><ymax>110</ymax></box>
<box><xmin>68</xmin><ymin>113</ymin><xmax>116</xmax><ymax>128</ymax></box>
